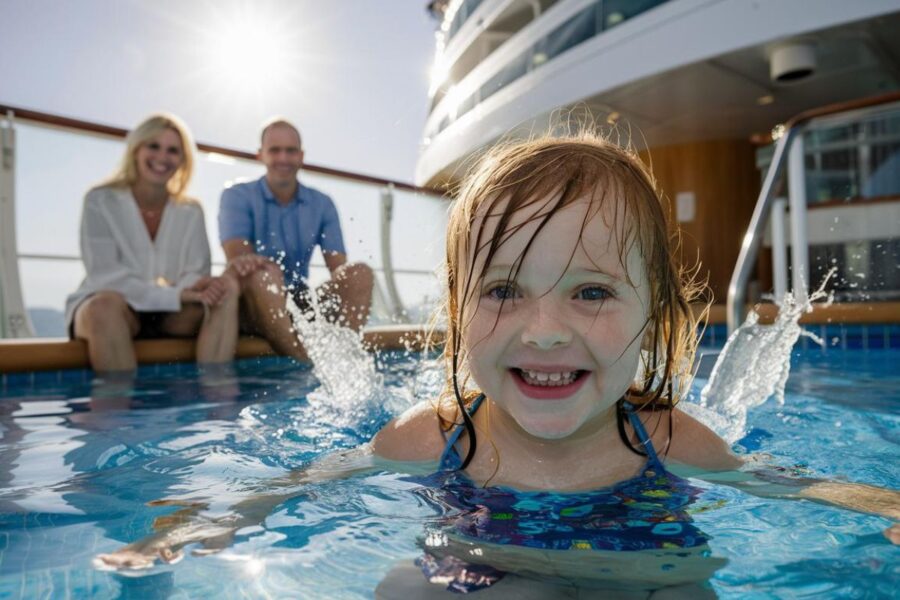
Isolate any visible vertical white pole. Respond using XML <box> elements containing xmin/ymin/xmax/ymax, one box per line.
<box><xmin>379</xmin><ymin>184</ymin><xmax>408</xmax><ymax>323</ymax></box>
<box><xmin>771</xmin><ymin>197</ymin><xmax>788</xmax><ymax>301</ymax></box>
<box><xmin>0</xmin><ymin>112</ymin><xmax>36</xmax><ymax>338</ymax></box>
<box><xmin>787</xmin><ymin>132</ymin><xmax>809</xmax><ymax>303</ymax></box>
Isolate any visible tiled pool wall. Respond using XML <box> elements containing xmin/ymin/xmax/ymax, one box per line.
<box><xmin>0</xmin><ymin>355</ymin><xmax>287</xmax><ymax>392</ymax></box>
<box><xmin>699</xmin><ymin>323</ymin><xmax>900</xmax><ymax>350</ymax></box>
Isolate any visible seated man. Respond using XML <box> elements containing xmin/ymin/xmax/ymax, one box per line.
<box><xmin>218</xmin><ymin>118</ymin><xmax>373</xmax><ymax>360</ymax></box>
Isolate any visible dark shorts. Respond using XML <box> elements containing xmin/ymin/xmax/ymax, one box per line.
<box><xmin>69</xmin><ymin>309</ymin><xmax>170</xmax><ymax>340</ymax></box>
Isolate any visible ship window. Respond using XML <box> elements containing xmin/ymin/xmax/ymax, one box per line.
<box><xmin>601</xmin><ymin>0</ymin><xmax>667</xmax><ymax>31</ymax></box>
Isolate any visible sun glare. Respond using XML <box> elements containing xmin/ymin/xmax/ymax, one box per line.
<box><xmin>204</xmin><ymin>14</ymin><xmax>287</xmax><ymax>88</ymax></box>
<box><xmin>194</xmin><ymin>4</ymin><xmax>313</xmax><ymax>103</ymax></box>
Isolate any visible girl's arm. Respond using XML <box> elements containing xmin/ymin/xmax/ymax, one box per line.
<box><xmin>94</xmin><ymin>446</ymin><xmax>382</xmax><ymax>570</ymax></box>
<box><xmin>666</xmin><ymin>409</ymin><xmax>900</xmax><ymax>537</ymax></box>
<box><xmin>95</xmin><ymin>401</ymin><xmax>444</xmax><ymax>571</ymax></box>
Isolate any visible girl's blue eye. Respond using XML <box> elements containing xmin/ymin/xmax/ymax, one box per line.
<box><xmin>577</xmin><ymin>286</ymin><xmax>611</xmax><ymax>301</ymax></box>
<box><xmin>486</xmin><ymin>284</ymin><xmax>518</xmax><ymax>301</ymax></box>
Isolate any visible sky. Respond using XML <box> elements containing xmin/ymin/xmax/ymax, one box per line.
<box><xmin>0</xmin><ymin>0</ymin><xmax>438</xmax><ymax>182</ymax></box>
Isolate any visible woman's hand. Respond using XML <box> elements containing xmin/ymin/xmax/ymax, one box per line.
<box><xmin>181</xmin><ymin>275</ymin><xmax>234</xmax><ymax>307</ymax></box>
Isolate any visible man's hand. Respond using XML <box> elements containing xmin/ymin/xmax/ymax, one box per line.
<box><xmin>181</xmin><ymin>276</ymin><xmax>233</xmax><ymax>307</ymax></box>
<box><xmin>227</xmin><ymin>254</ymin><xmax>272</xmax><ymax>278</ymax></box>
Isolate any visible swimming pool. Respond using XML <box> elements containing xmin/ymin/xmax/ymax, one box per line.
<box><xmin>1</xmin><ymin>348</ymin><xmax>898</xmax><ymax>598</ymax></box>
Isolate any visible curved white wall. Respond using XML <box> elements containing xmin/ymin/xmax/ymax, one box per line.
<box><xmin>417</xmin><ymin>0</ymin><xmax>900</xmax><ymax>185</ymax></box>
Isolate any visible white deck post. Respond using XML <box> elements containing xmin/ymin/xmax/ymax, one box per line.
<box><xmin>0</xmin><ymin>112</ymin><xmax>35</xmax><ymax>338</ymax></box>
<box><xmin>787</xmin><ymin>132</ymin><xmax>809</xmax><ymax>303</ymax></box>
<box><xmin>379</xmin><ymin>184</ymin><xmax>409</xmax><ymax>323</ymax></box>
<box><xmin>771</xmin><ymin>196</ymin><xmax>788</xmax><ymax>301</ymax></box>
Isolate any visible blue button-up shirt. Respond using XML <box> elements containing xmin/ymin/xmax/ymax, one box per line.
<box><xmin>218</xmin><ymin>177</ymin><xmax>346</xmax><ymax>287</ymax></box>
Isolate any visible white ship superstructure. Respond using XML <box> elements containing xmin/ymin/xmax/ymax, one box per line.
<box><xmin>420</xmin><ymin>0</ymin><xmax>900</xmax><ymax>304</ymax></box>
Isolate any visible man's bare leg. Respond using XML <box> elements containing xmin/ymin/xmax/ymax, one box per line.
<box><xmin>316</xmin><ymin>262</ymin><xmax>374</xmax><ymax>331</ymax></box>
<box><xmin>237</xmin><ymin>262</ymin><xmax>307</xmax><ymax>361</ymax></box>
<box><xmin>73</xmin><ymin>291</ymin><xmax>141</xmax><ymax>372</ymax></box>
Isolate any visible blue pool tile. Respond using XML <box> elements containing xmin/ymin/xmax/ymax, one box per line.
<box><xmin>61</xmin><ymin>369</ymin><xmax>90</xmax><ymax>384</ymax></box>
<box><xmin>33</xmin><ymin>370</ymin><xmax>62</xmax><ymax>387</ymax></box>
<box><xmin>866</xmin><ymin>325</ymin><xmax>886</xmax><ymax>349</ymax></box>
<box><xmin>844</xmin><ymin>325</ymin><xmax>865</xmax><ymax>349</ymax></box>
<box><xmin>888</xmin><ymin>325</ymin><xmax>900</xmax><ymax>349</ymax></box>
<box><xmin>2</xmin><ymin>372</ymin><xmax>33</xmax><ymax>390</ymax></box>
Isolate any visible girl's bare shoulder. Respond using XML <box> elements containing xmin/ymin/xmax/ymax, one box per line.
<box><xmin>664</xmin><ymin>408</ymin><xmax>744</xmax><ymax>471</ymax></box>
<box><xmin>371</xmin><ymin>399</ymin><xmax>452</xmax><ymax>462</ymax></box>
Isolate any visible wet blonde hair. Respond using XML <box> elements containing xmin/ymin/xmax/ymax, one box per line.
<box><xmin>438</xmin><ymin>132</ymin><xmax>705</xmax><ymax>467</ymax></box>
<box><xmin>100</xmin><ymin>113</ymin><xmax>196</xmax><ymax>201</ymax></box>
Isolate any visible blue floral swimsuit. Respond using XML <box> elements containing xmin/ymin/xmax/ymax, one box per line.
<box><xmin>411</xmin><ymin>395</ymin><xmax>712</xmax><ymax>593</ymax></box>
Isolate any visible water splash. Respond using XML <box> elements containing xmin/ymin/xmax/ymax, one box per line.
<box><xmin>682</xmin><ymin>271</ymin><xmax>835</xmax><ymax>444</ymax></box>
<box><xmin>283</xmin><ymin>290</ymin><xmax>412</xmax><ymax>427</ymax></box>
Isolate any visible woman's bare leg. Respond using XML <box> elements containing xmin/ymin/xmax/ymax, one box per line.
<box><xmin>159</xmin><ymin>277</ymin><xmax>240</xmax><ymax>364</ymax></box>
<box><xmin>195</xmin><ymin>274</ymin><xmax>240</xmax><ymax>364</ymax></box>
<box><xmin>73</xmin><ymin>291</ymin><xmax>140</xmax><ymax>372</ymax></box>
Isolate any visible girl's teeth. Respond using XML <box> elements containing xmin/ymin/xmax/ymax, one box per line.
<box><xmin>520</xmin><ymin>369</ymin><xmax>578</xmax><ymax>386</ymax></box>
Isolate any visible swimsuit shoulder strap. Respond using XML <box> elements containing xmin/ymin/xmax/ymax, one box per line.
<box><xmin>621</xmin><ymin>400</ymin><xmax>666</xmax><ymax>473</ymax></box>
<box><xmin>438</xmin><ymin>394</ymin><xmax>485</xmax><ymax>471</ymax></box>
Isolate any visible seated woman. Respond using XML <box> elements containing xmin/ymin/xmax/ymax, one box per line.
<box><xmin>65</xmin><ymin>113</ymin><xmax>239</xmax><ymax>372</ymax></box>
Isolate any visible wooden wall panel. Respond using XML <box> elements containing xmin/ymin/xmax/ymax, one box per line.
<box><xmin>640</xmin><ymin>140</ymin><xmax>761</xmax><ymax>302</ymax></box>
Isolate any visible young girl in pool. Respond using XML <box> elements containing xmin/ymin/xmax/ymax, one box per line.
<box><xmin>97</xmin><ymin>134</ymin><xmax>899</xmax><ymax>591</ymax></box>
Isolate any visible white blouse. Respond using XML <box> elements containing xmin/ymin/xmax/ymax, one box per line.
<box><xmin>65</xmin><ymin>186</ymin><xmax>211</xmax><ymax>327</ymax></box>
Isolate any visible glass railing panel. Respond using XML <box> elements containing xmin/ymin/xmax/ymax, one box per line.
<box><xmin>600</xmin><ymin>0</ymin><xmax>667</xmax><ymax>30</ymax></box>
<box><xmin>804</xmin><ymin>105</ymin><xmax>900</xmax><ymax>203</ymax></box>
<box><xmin>479</xmin><ymin>51</ymin><xmax>531</xmax><ymax>107</ymax></box>
<box><xmin>809</xmin><ymin>238</ymin><xmax>900</xmax><ymax>301</ymax></box>
<box><xmin>448</xmin><ymin>0</ymin><xmax>486</xmax><ymax>42</ymax></box>
<box><xmin>538</xmin><ymin>3</ymin><xmax>597</xmax><ymax>64</ymax></box>
<box><xmin>15</xmin><ymin>123</ymin><xmax>123</xmax><ymax>257</ymax></box>
<box><xmin>391</xmin><ymin>271</ymin><xmax>444</xmax><ymax>323</ymax></box>
<box><xmin>18</xmin><ymin>257</ymin><xmax>84</xmax><ymax>337</ymax></box>
<box><xmin>389</xmin><ymin>188</ymin><xmax>448</xmax><ymax>274</ymax></box>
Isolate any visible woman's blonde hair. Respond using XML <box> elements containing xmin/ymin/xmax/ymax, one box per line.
<box><xmin>100</xmin><ymin>113</ymin><xmax>196</xmax><ymax>200</ymax></box>
<box><xmin>438</xmin><ymin>132</ymin><xmax>705</xmax><ymax>467</ymax></box>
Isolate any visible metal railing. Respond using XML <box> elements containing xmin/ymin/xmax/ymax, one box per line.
<box><xmin>726</xmin><ymin>91</ymin><xmax>900</xmax><ymax>333</ymax></box>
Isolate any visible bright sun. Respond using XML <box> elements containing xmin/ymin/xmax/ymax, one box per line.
<box><xmin>198</xmin><ymin>5</ymin><xmax>301</xmax><ymax>97</ymax></box>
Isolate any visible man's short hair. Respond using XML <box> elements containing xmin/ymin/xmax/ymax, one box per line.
<box><xmin>260</xmin><ymin>118</ymin><xmax>302</xmax><ymax>148</ymax></box>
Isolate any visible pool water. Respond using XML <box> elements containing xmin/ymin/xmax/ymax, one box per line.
<box><xmin>0</xmin><ymin>349</ymin><xmax>898</xmax><ymax>598</ymax></box>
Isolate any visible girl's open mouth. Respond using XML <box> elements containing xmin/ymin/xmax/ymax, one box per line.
<box><xmin>510</xmin><ymin>368</ymin><xmax>589</xmax><ymax>400</ymax></box>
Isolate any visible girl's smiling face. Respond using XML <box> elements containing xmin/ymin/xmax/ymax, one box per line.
<box><xmin>460</xmin><ymin>193</ymin><xmax>651</xmax><ymax>441</ymax></box>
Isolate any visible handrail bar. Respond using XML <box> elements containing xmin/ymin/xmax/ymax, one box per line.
<box><xmin>726</xmin><ymin>91</ymin><xmax>900</xmax><ymax>333</ymax></box>
<box><xmin>0</xmin><ymin>103</ymin><xmax>445</xmax><ymax>197</ymax></box>
<box><xmin>726</xmin><ymin>127</ymin><xmax>796</xmax><ymax>332</ymax></box>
